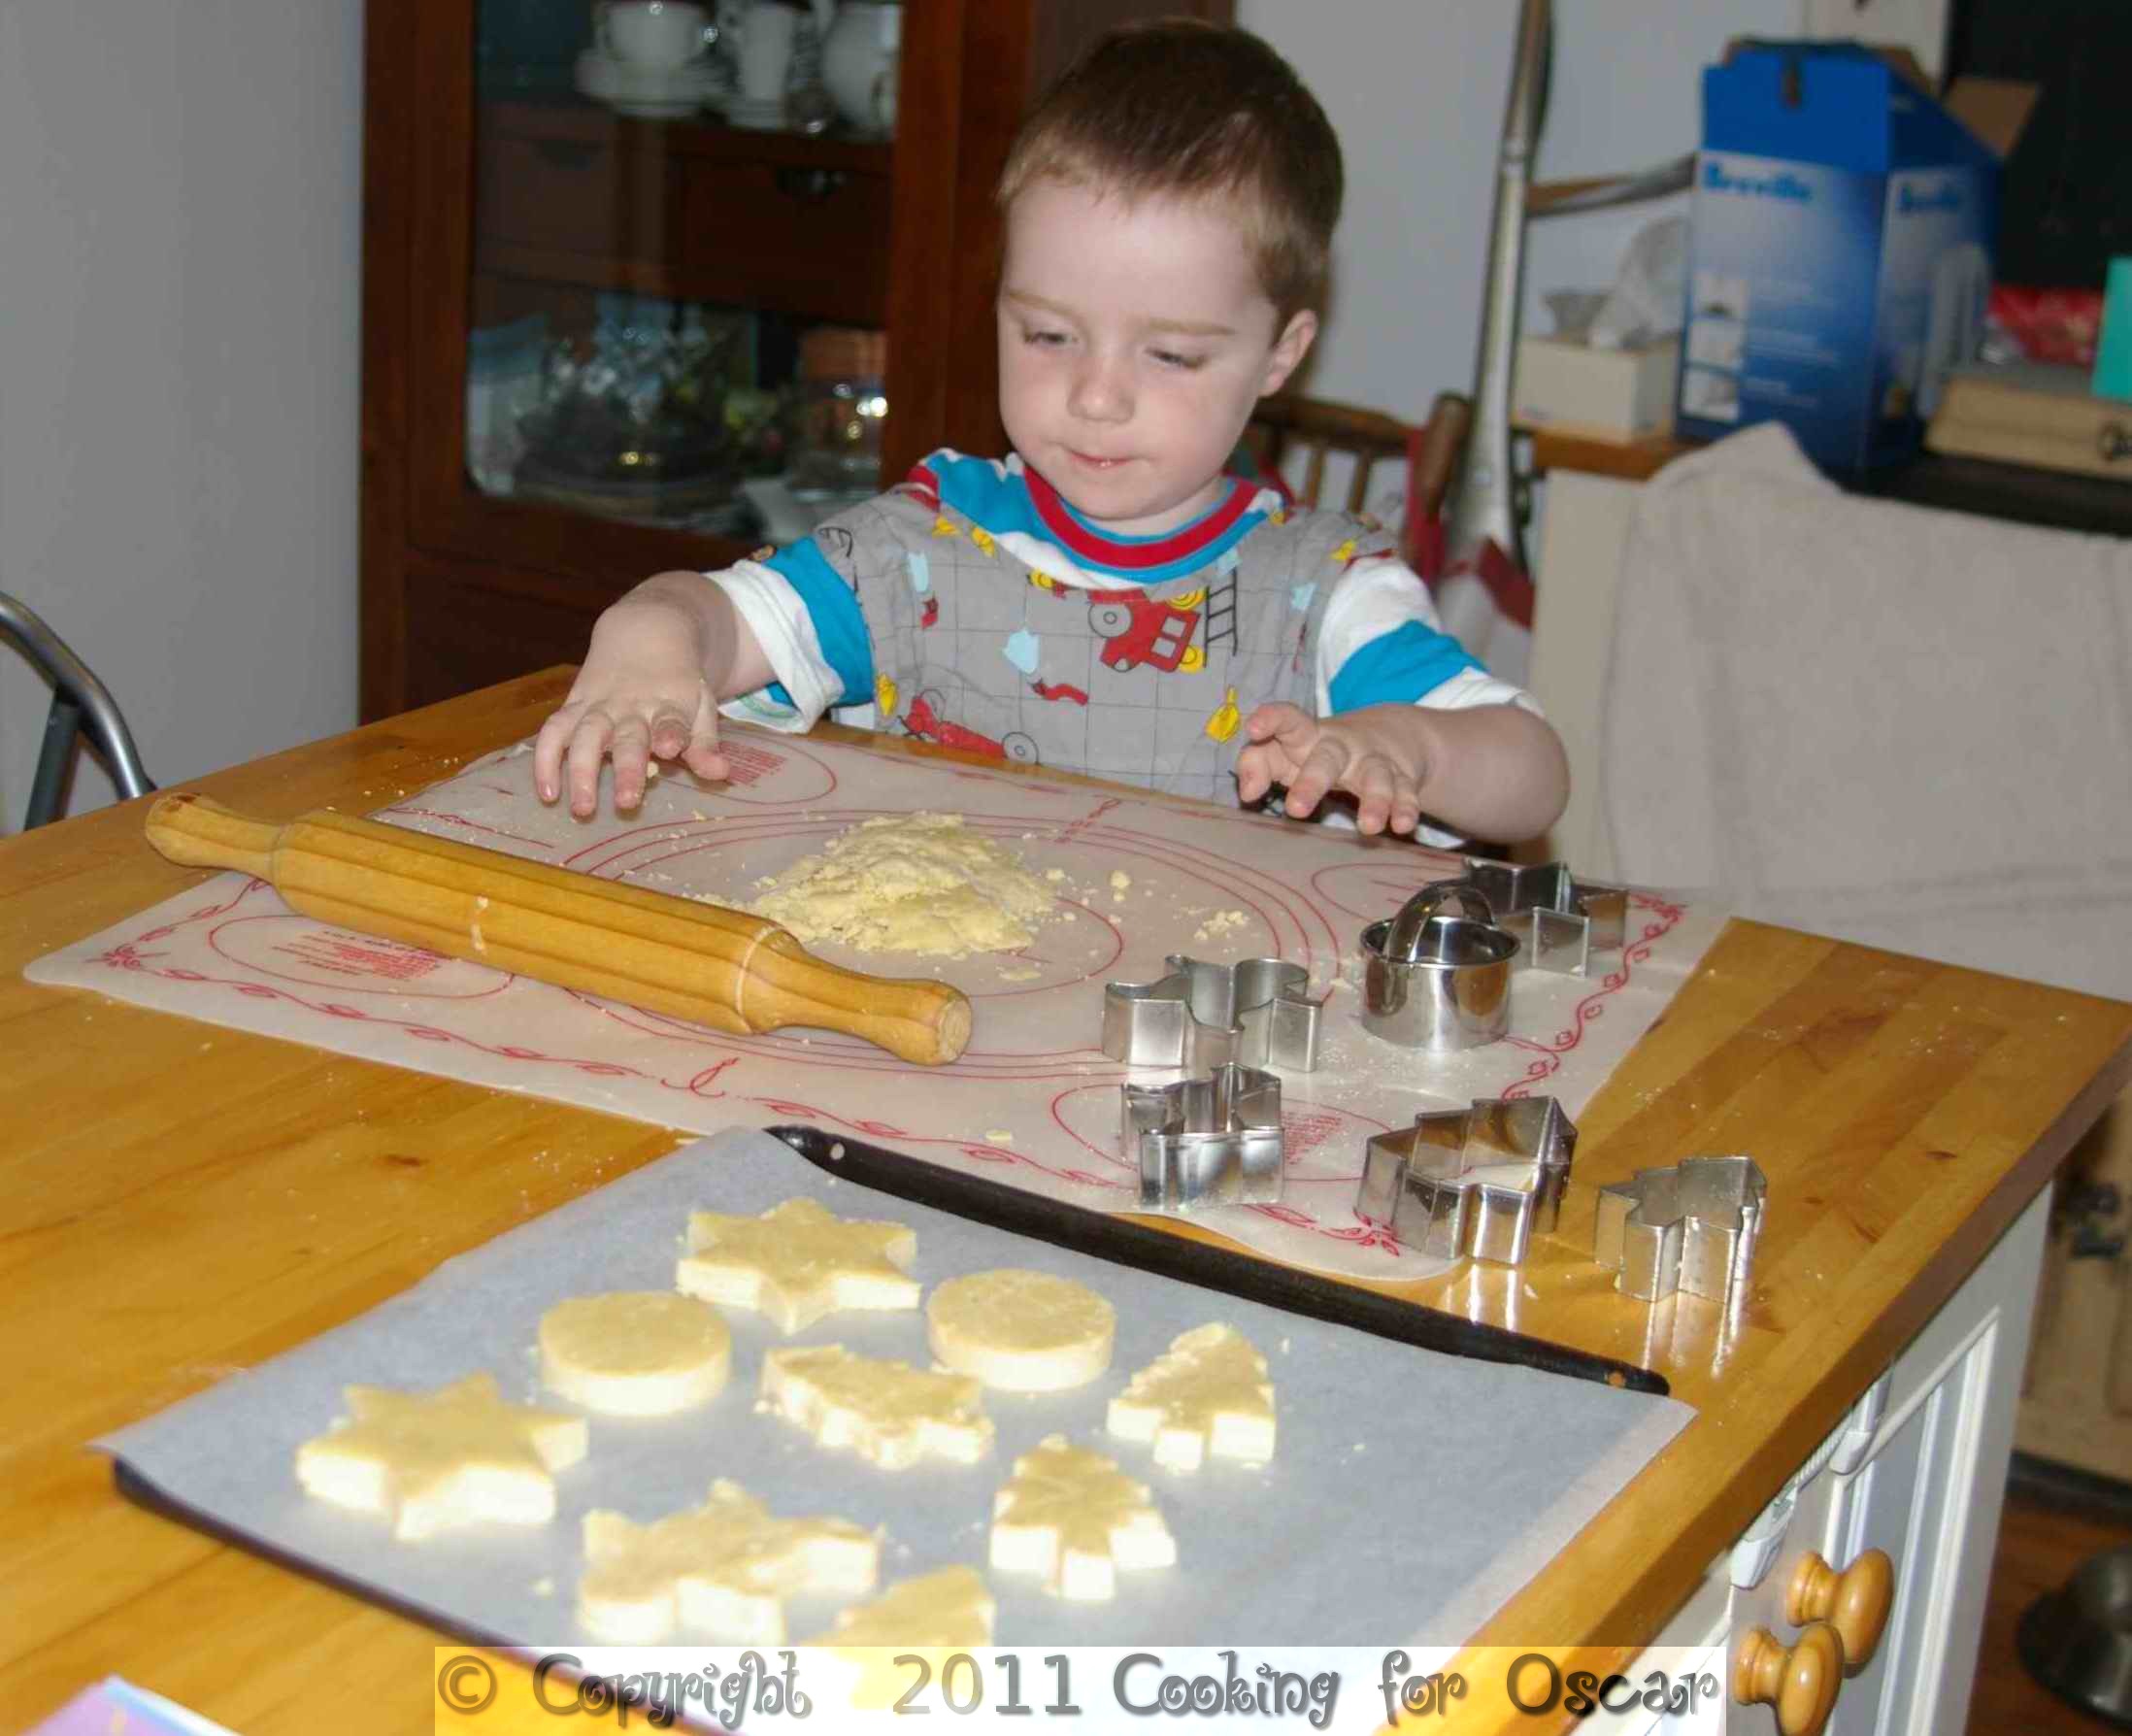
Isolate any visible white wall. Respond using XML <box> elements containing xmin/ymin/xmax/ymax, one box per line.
<box><xmin>1239</xmin><ymin>0</ymin><xmax>1797</xmax><ymax>421</ymax></box>
<box><xmin>0</xmin><ymin>2</ymin><xmax>363</xmax><ymax>831</ymax></box>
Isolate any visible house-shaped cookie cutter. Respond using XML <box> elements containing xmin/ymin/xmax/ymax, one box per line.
<box><xmin>1359</xmin><ymin>881</ymin><xmax>1518</xmax><ymax>1052</ymax></box>
<box><xmin>1119</xmin><ymin>1063</ymin><xmax>1284</xmax><ymax>1215</ymax></box>
<box><xmin>1462</xmin><ymin>859</ymin><xmax>1629</xmax><ymax>977</ymax></box>
<box><xmin>1593</xmin><ymin>1155</ymin><xmax>1767</xmax><ymax>1305</ymax></box>
<box><xmin>1355</xmin><ymin>1095</ymin><xmax>1576</xmax><ymax>1264</ymax></box>
<box><xmin>1102</xmin><ymin>955</ymin><xmax>1324</xmax><ymax>1073</ymax></box>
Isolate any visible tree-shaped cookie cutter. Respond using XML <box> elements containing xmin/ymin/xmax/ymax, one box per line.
<box><xmin>1101</xmin><ymin>955</ymin><xmax>1324</xmax><ymax>1073</ymax></box>
<box><xmin>1119</xmin><ymin>1063</ymin><xmax>1284</xmax><ymax>1214</ymax></box>
<box><xmin>1355</xmin><ymin>1095</ymin><xmax>1577</xmax><ymax>1264</ymax></box>
<box><xmin>1463</xmin><ymin>859</ymin><xmax>1629</xmax><ymax>977</ymax></box>
<box><xmin>1593</xmin><ymin>1155</ymin><xmax>1768</xmax><ymax>1305</ymax></box>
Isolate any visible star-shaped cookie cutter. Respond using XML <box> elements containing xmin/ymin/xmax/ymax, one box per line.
<box><xmin>1593</xmin><ymin>1155</ymin><xmax>1767</xmax><ymax>1304</ymax></box>
<box><xmin>1463</xmin><ymin>859</ymin><xmax>1629</xmax><ymax>976</ymax></box>
<box><xmin>1119</xmin><ymin>1062</ymin><xmax>1283</xmax><ymax>1214</ymax></box>
<box><xmin>1355</xmin><ymin>1095</ymin><xmax>1577</xmax><ymax>1265</ymax></box>
<box><xmin>1101</xmin><ymin>955</ymin><xmax>1324</xmax><ymax>1073</ymax></box>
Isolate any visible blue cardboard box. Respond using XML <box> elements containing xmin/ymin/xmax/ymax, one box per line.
<box><xmin>1678</xmin><ymin>42</ymin><xmax>2034</xmax><ymax>470</ymax></box>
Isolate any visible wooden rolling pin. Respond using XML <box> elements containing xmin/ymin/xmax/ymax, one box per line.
<box><xmin>144</xmin><ymin>793</ymin><xmax>971</xmax><ymax>1066</ymax></box>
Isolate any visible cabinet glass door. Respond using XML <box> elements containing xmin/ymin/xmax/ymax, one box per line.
<box><xmin>465</xmin><ymin>0</ymin><xmax>899</xmax><ymax>550</ymax></box>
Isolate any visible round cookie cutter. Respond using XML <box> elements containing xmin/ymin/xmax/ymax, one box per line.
<box><xmin>1359</xmin><ymin>881</ymin><xmax>1517</xmax><ymax>1052</ymax></box>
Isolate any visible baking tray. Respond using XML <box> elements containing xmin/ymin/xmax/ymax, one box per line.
<box><xmin>100</xmin><ymin>1128</ymin><xmax>1689</xmax><ymax>1652</ymax></box>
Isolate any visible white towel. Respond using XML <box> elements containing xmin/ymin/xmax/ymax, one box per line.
<box><xmin>1600</xmin><ymin>423</ymin><xmax>2132</xmax><ymax>1000</ymax></box>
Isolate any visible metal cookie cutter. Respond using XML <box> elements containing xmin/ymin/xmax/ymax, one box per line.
<box><xmin>1593</xmin><ymin>1155</ymin><xmax>1768</xmax><ymax>1304</ymax></box>
<box><xmin>1102</xmin><ymin>955</ymin><xmax>1324</xmax><ymax>1073</ymax></box>
<box><xmin>1359</xmin><ymin>881</ymin><xmax>1518</xmax><ymax>1051</ymax></box>
<box><xmin>1463</xmin><ymin>859</ymin><xmax>1629</xmax><ymax>976</ymax></box>
<box><xmin>1356</xmin><ymin>1095</ymin><xmax>1576</xmax><ymax>1264</ymax></box>
<box><xmin>1119</xmin><ymin>1063</ymin><xmax>1283</xmax><ymax>1214</ymax></box>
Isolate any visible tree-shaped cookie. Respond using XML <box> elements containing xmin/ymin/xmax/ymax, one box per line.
<box><xmin>294</xmin><ymin>1373</ymin><xmax>587</xmax><ymax>1541</ymax></box>
<box><xmin>578</xmin><ymin>1480</ymin><xmax>879</xmax><ymax>1644</ymax></box>
<box><xmin>804</xmin><ymin>1565</ymin><xmax>997</xmax><ymax>1646</ymax></box>
<box><xmin>677</xmin><ymin>1198</ymin><xmax>919</xmax><ymax>1333</ymax></box>
<box><xmin>763</xmin><ymin>1345</ymin><xmax>993</xmax><ymax>1469</ymax></box>
<box><xmin>989</xmin><ymin>1434</ymin><xmax>1176</xmax><ymax>1600</ymax></box>
<box><xmin>1106</xmin><ymin>1323</ymin><xmax>1276</xmax><ymax>1471</ymax></box>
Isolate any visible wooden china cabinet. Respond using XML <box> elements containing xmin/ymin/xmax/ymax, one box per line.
<box><xmin>359</xmin><ymin>0</ymin><xmax>1231</xmax><ymax>720</ymax></box>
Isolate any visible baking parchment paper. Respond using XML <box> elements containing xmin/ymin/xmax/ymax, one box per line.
<box><xmin>99</xmin><ymin>1127</ymin><xmax>1690</xmax><ymax>1652</ymax></box>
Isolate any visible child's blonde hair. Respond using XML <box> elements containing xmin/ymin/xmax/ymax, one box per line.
<box><xmin>996</xmin><ymin>19</ymin><xmax>1343</xmax><ymax>328</ymax></box>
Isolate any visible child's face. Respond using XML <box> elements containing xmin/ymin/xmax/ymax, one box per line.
<box><xmin>996</xmin><ymin>178</ymin><xmax>1316</xmax><ymax>538</ymax></box>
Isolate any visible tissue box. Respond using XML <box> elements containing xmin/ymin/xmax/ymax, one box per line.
<box><xmin>1513</xmin><ymin>334</ymin><xmax>1681</xmax><ymax>441</ymax></box>
<box><xmin>1678</xmin><ymin>41</ymin><xmax>2035</xmax><ymax>470</ymax></box>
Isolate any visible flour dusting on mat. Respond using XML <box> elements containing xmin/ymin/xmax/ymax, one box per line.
<box><xmin>746</xmin><ymin>812</ymin><xmax>1056</xmax><ymax>958</ymax></box>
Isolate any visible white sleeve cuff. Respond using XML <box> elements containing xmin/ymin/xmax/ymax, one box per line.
<box><xmin>709</xmin><ymin>561</ymin><xmax>847</xmax><ymax>733</ymax></box>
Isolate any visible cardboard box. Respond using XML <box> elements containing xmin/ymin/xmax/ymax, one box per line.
<box><xmin>1513</xmin><ymin>333</ymin><xmax>1682</xmax><ymax>442</ymax></box>
<box><xmin>1927</xmin><ymin>361</ymin><xmax>2132</xmax><ymax>480</ymax></box>
<box><xmin>1677</xmin><ymin>41</ymin><xmax>2035</xmax><ymax>470</ymax></box>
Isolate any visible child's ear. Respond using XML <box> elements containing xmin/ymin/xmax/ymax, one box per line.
<box><xmin>1260</xmin><ymin>310</ymin><xmax>1318</xmax><ymax>397</ymax></box>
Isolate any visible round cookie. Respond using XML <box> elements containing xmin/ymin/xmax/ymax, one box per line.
<box><xmin>926</xmin><ymin>1269</ymin><xmax>1116</xmax><ymax>1392</ymax></box>
<box><xmin>540</xmin><ymin>1291</ymin><xmax>731</xmax><ymax>1416</ymax></box>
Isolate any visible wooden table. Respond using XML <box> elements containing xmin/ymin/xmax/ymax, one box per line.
<box><xmin>5</xmin><ymin>668</ymin><xmax>2130</xmax><ymax>1735</ymax></box>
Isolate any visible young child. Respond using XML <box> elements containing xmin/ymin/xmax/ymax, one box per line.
<box><xmin>533</xmin><ymin>19</ymin><xmax>1567</xmax><ymax>846</ymax></box>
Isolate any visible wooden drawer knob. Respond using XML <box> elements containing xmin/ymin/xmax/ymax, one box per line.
<box><xmin>1787</xmin><ymin>1548</ymin><xmax>1894</xmax><ymax>1673</ymax></box>
<box><xmin>1733</xmin><ymin>1622</ymin><xmax>1843</xmax><ymax>1735</ymax></box>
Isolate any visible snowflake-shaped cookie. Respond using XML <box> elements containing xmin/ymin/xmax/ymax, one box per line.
<box><xmin>805</xmin><ymin>1565</ymin><xmax>997</xmax><ymax>1646</ymax></box>
<box><xmin>1107</xmin><ymin>1323</ymin><xmax>1276</xmax><ymax>1472</ymax></box>
<box><xmin>677</xmin><ymin>1198</ymin><xmax>919</xmax><ymax>1333</ymax></box>
<box><xmin>293</xmin><ymin>1373</ymin><xmax>587</xmax><ymax>1541</ymax></box>
<box><xmin>762</xmin><ymin>1345</ymin><xmax>993</xmax><ymax>1469</ymax></box>
<box><xmin>578</xmin><ymin>1480</ymin><xmax>879</xmax><ymax>1644</ymax></box>
<box><xmin>989</xmin><ymin>1435</ymin><xmax>1176</xmax><ymax>1600</ymax></box>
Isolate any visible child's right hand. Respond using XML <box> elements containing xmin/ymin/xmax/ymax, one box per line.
<box><xmin>533</xmin><ymin>579</ymin><xmax>735</xmax><ymax>818</ymax></box>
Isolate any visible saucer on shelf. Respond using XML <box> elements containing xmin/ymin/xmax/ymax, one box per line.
<box><xmin>574</xmin><ymin>47</ymin><xmax>723</xmax><ymax>118</ymax></box>
<box><xmin>723</xmin><ymin>95</ymin><xmax>788</xmax><ymax>131</ymax></box>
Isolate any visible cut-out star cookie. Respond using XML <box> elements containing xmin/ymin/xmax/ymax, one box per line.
<box><xmin>294</xmin><ymin>1373</ymin><xmax>587</xmax><ymax>1541</ymax></box>
<box><xmin>578</xmin><ymin>1480</ymin><xmax>879</xmax><ymax>1644</ymax></box>
<box><xmin>677</xmin><ymin>1197</ymin><xmax>919</xmax><ymax>1333</ymax></box>
<box><xmin>804</xmin><ymin>1565</ymin><xmax>997</xmax><ymax>1646</ymax></box>
<box><xmin>1107</xmin><ymin>1323</ymin><xmax>1276</xmax><ymax>1472</ymax></box>
<box><xmin>763</xmin><ymin>1344</ymin><xmax>993</xmax><ymax>1469</ymax></box>
<box><xmin>989</xmin><ymin>1434</ymin><xmax>1176</xmax><ymax>1601</ymax></box>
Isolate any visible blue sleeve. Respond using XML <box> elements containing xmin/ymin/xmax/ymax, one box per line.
<box><xmin>761</xmin><ymin>534</ymin><xmax>876</xmax><ymax>709</ymax></box>
<box><xmin>1326</xmin><ymin>619</ymin><xmax>1484</xmax><ymax>714</ymax></box>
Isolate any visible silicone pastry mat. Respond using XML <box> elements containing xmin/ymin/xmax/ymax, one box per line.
<box><xmin>27</xmin><ymin>730</ymin><xmax>1727</xmax><ymax>1280</ymax></box>
<box><xmin>99</xmin><ymin>1127</ymin><xmax>1693</xmax><ymax>1653</ymax></box>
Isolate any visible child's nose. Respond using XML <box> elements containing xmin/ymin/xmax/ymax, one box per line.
<box><xmin>1067</xmin><ymin>354</ymin><xmax>1132</xmax><ymax>422</ymax></box>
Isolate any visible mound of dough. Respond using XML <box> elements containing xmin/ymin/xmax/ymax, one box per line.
<box><xmin>804</xmin><ymin>1565</ymin><xmax>997</xmax><ymax>1647</ymax></box>
<box><xmin>763</xmin><ymin>1344</ymin><xmax>993</xmax><ymax>1468</ymax></box>
<box><xmin>539</xmin><ymin>1291</ymin><xmax>731</xmax><ymax>1417</ymax></box>
<box><xmin>678</xmin><ymin>1197</ymin><xmax>920</xmax><ymax>1334</ymax></box>
<box><xmin>989</xmin><ymin>1435</ymin><xmax>1176</xmax><ymax>1601</ymax></box>
<box><xmin>927</xmin><ymin>1269</ymin><xmax>1116</xmax><ymax>1392</ymax></box>
<box><xmin>294</xmin><ymin>1373</ymin><xmax>587</xmax><ymax>1541</ymax></box>
<box><xmin>578</xmin><ymin>1480</ymin><xmax>879</xmax><ymax>1644</ymax></box>
<box><xmin>749</xmin><ymin>812</ymin><xmax>1055</xmax><ymax>958</ymax></box>
<box><xmin>1106</xmin><ymin>1322</ymin><xmax>1276</xmax><ymax>1471</ymax></box>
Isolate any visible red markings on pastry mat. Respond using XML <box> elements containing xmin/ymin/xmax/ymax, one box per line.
<box><xmin>207</xmin><ymin>916</ymin><xmax>513</xmax><ymax>1001</ymax></box>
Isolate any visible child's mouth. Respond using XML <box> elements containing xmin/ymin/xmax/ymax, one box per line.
<box><xmin>1070</xmin><ymin>451</ymin><xmax>1128</xmax><ymax>470</ymax></box>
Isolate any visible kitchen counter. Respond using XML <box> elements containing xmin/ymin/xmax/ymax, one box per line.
<box><xmin>3</xmin><ymin>667</ymin><xmax>2127</xmax><ymax>1734</ymax></box>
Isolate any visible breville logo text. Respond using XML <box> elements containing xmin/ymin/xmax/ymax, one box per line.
<box><xmin>1704</xmin><ymin>160</ymin><xmax>1814</xmax><ymax>202</ymax></box>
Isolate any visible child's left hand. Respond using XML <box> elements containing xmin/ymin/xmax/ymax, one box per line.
<box><xmin>1234</xmin><ymin>702</ymin><xmax>1427</xmax><ymax>836</ymax></box>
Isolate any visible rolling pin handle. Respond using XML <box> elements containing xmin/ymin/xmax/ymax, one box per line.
<box><xmin>144</xmin><ymin>792</ymin><xmax>280</xmax><ymax>882</ymax></box>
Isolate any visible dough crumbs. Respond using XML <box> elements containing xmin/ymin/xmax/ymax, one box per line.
<box><xmin>989</xmin><ymin>1435</ymin><xmax>1176</xmax><ymax>1600</ymax></box>
<box><xmin>748</xmin><ymin>812</ymin><xmax>1056</xmax><ymax>957</ymax></box>
<box><xmin>1194</xmin><ymin>909</ymin><xmax>1249</xmax><ymax>942</ymax></box>
<box><xmin>578</xmin><ymin>1481</ymin><xmax>878</xmax><ymax>1644</ymax></box>
<box><xmin>678</xmin><ymin>1197</ymin><xmax>918</xmax><ymax>1334</ymax></box>
<box><xmin>804</xmin><ymin>1565</ymin><xmax>995</xmax><ymax>1646</ymax></box>
<box><xmin>1107</xmin><ymin>1323</ymin><xmax>1276</xmax><ymax>1472</ymax></box>
<box><xmin>983</xmin><ymin>1129</ymin><xmax>1015</xmax><ymax>1145</ymax></box>
<box><xmin>540</xmin><ymin>1292</ymin><xmax>731</xmax><ymax>1416</ymax></box>
<box><xmin>927</xmin><ymin>1270</ymin><xmax>1116</xmax><ymax>1391</ymax></box>
<box><xmin>294</xmin><ymin>1374</ymin><xmax>587</xmax><ymax>1541</ymax></box>
<box><xmin>763</xmin><ymin>1345</ymin><xmax>994</xmax><ymax>1469</ymax></box>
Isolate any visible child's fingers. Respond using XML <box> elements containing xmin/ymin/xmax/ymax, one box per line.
<box><xmin>1349</xmin><ymin>755</ymin><xmax>1399</xmax><ymax>835</ymax></box>
<box><xmin>646</xmin><ymin>707</ymin><xmax>693</xmax><ymax>763</ymax></box>
<box><xmin>1282</xmin><ymin>738</ymin><xmax>1351</xmax><ymax>820</ymax></box>
<box><xmin>562</xmin><ymin>711</ymin><xmax>616</xmax><ymax>819</ymax></box>
<box><xmin>609</xmin><ymin>717</ymin><xmax>654</xmax><ymax>814</ymax></box>
<box><xmin>1243</xmin><ymin>701</ymin><xmax>1311</xmax><ymax>745</ymax></box>
<box><xmin>532</xmin><ymin>707</ymin><xmax>578</xmax><ymax>804</ymax></box>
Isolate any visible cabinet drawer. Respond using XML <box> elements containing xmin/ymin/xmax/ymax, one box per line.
<box><xmin>478</xmin><ymin>135</ymin><xmax>681</xmax><ymax>266</ymax></box>
<box><xmin>677</xmin><ymin>160</ymin><xmax>892</xmax><ymax>326</ymax></box>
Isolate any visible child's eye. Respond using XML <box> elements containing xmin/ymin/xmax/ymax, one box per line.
<box><xmin>1021</xmin><ymin>326</ymin><xmax>1069</xmax><ymax>349</ymax></box>
<box><xmin>1150</xmin><ymin>349</ymin><xmax>1207</xmax><ymax>371</ymax></box>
